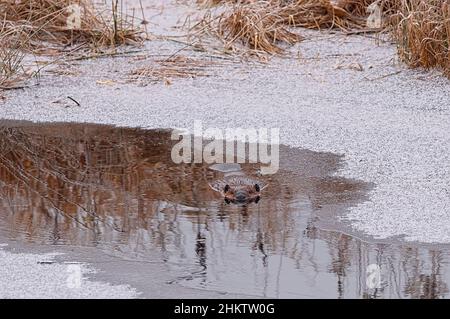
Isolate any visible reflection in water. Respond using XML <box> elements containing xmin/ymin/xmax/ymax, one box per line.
<box><xmin>0</xmin><ymin>121</ymin><xmax>449</xmax><ymax>298</ymax></box>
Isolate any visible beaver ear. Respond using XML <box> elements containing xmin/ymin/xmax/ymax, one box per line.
<box><xmin>224</xmin><ymin>184</ymin><xmax>230</xmax><ymax>192</ymax></box>
<box><xmin>254</xmin><ymin>184</ymin><xmax>260</xmax><ymax>192</ymax></box>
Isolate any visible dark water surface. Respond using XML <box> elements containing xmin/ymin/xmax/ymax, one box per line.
<box><xmin>0</xmin><ymin>120</ymin><xmax>449</xmax><ymax>298</ymax></box>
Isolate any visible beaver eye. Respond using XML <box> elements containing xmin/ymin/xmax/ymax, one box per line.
<box><xmin>255</xmin><ymin>196</ymin><xmax>260</xmax><ymax>204</ymax></box>
<box><xmin>224</xmin><ymin>184</ymin><xmax>230</xmax><ymax>192</ymax></box>
<box><xmin>254</xmin><ymin>184</ymin><xmax>260</xmax><ymax>192</ymax></box>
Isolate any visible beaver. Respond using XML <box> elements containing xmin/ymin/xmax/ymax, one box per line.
<box><xmin>209</xmin><ymin>176</ymin><xmax>267</xmax><ymax>204</ymax></box>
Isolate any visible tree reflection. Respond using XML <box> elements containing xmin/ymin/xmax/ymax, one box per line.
<box><xmin>0</xmin><ymin>121</ymin><xmax>448</xmax><ymax>298</ymax></box>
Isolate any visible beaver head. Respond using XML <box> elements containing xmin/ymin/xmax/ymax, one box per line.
<box><xmin>223</xmin><ymin>183</ymin><xmax>261</xmax><ymax>204</ymax></box>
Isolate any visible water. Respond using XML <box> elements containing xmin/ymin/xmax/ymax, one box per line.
<box><xmin>0</xmin><ymin>120</ymin><xmax>449</xmax><ymax>298</ymax></box>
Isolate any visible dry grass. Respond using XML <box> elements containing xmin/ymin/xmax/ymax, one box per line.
<box><xmin>197</xmin><ymin>0</ymin><xmax>240</xmax><ymax>5</ymax></box>
<box><xmin>340</xmin><ymin>0</ymin><xmax>401</xmax><ymax>15</ymax></box>
<box><xmin>336</xmin><ymin>0</ymin><xmax>374</xmax><ymax>15</ymax></box>
<box><xmin>192</xmin><ymin>1</ymin><xmax>302</xmax><ymax>55</ymax></box>
<box><xmin>0</xmin><ymin>0</ymin><xmax>144</xmax><ymax>90</ymax></box>
<box><xmin>216</xmin><ymin>2</ymin><xmax>301</xmax><ymax>54</ymax></box>
<box><xmin>199</xmin><ymin>0</ymin><xmax>403</xmax><ymax>28</ymax></box>
<box><xmin>193</xmin><ymin>0</ymin><xmax>450</xmax><ymax>76</ymax></box>
<box><xmin>0</xmin><ymin>0</ymin><xmax>142</xmax><ymax>50</ymax></box>
<box><xmin>197</xmin><ymin>0</ymin><xmax>225</xmax><ymax>7</ymax></box>
<box><xmin>394</xmin><ymin>0</ymin><xmax>450</xmax><ymax>75</ymax></box>
<box><xmin>0</xmin><ymin>27</ymin><xmax>29</xmax><ymax>89</ymax></box>
<box><xmin>191</xmin><ymin>0</ymin><xmax>388</xmax><ymax>56</ymax></box>
<box><xmin>128</xmin><ymin>55</ymin><xmax>217</xmax><ymax>85</ymax></box>
<box><xmin>277</xmin><ymin>0</ymin><xmax>365</xmax><ymax>31</ymax></box>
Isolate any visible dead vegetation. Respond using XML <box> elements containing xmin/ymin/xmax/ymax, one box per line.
<box><xmin>2</xmin><ymin>0</ymin><xmax>450</xmax><ymax>91</ymax></box>
<box><xmin>190</xmin><ymin>0</ymin><xmax>390</xmax><ymax>56</ymax></box>
<box><xmin>215</xmin><ymin>2</ymin><xmax>301</xmax><ymax>54</ymax></box>
<box><xmin>0</xmin><ymin>0</ymin><xmax>142</xmax><ymax>50</ymax></box>
<box><xmin>278</xmin><ymin>0</ymin><xmax>366</xmax><ymax>30</ymax></box>
<box><xmin>0</xmin><ymin>0</ymin><xmax>143</xmax><ymax>90</ymax></box>
<box><xmin>394</xmin><ymin>0</ymin><xmax>450</xmax><ymax>75</ymax></box>
<box><xmin>191</xmin><ymin>0</ymin><xmax>450</xmax><ymax>76</ymax></box>
<box><xmin>337</xmin><ymin>0</ymin><xmax>398</xmax><ymax>16</ymax></box>
<box><xmin>128</xmin><ymin>55</ymin><xmax>219</xmax><ymax>85</ymax></box>
<box><xmin>0</xmin><ymin>25</ymin><xmax>32</xmax><ymax>90</ymax></box>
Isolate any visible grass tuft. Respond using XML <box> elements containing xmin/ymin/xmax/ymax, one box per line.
<box><xmin>394</xmin><ymin>0</ymin><xmax>450</xmax><ymax>75</ymax></box>
<box><xmin>0</xmin><ymin>0</ymin><xmax>144</xmax><ymax>89</ymax></box>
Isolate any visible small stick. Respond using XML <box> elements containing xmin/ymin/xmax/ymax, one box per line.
<box><xmin>139</xmin><ymin>0</ymin><xmax>149</xmax><ymax>38</ymax></box>
<box><xmin>0</xmin><ymin>85</ymin><xmax>29</xmax><ymax>91</ymax></box>
<box><xmin>67</xmin><ymin>49</ymin><xmax>142</xmax><ymax>61</ymax></box>
<box><xmin>364</xmin><ymin>70</ymin><xmax>402</xmax><ymax>81</ymax></box>
<box><xmin>67</xmin><ymin>96</ymin><xmax>80</xmax><ymax>106</ymax></box>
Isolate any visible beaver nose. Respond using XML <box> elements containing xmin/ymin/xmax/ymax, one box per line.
<box><xmin>235</xmin><ymin>191</ymin><xmax>247</xmax><ymax>203</ymax></box>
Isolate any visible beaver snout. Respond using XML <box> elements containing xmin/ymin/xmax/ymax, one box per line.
<box><xmin>209</xmin><ymin>177</ymin><xmax>265</xmax><ymax>205</ymax></box>
<box><xmin>235</xmin><ymin>190</ymin><xmax>249</xmax><ymax>203</ymax></box>
<box><xmin>223</xmin><ymin>183</ymin><xmax>261</xmax><ymax>204</ymax></box>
